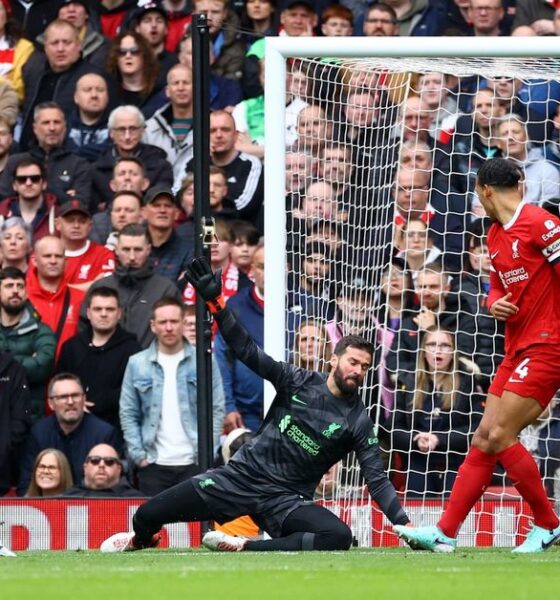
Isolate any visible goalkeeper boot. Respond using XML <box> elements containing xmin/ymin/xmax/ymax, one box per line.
<box><xmin>202</xmin><ymin>531</ymin><xmax>247</xmax><ymax>552</ymax></box>
<box><xmin>0</xmin><ymin>543</ymin><xmax>16</xmax><ymax>557</ymax></box>
<box><xmin>512</xmin><ymin>524</ymin><xmax>560</xmax><ymax>554</ymax></box>
<box><xmin>100</xmin><ymin>531</ymin><xmax>161</xmax><ymax>553</ymax></box>
<box><xmin>393</xmin><ymin>525</ymin><xmax>457</xmax><ymax>553</ymax></box>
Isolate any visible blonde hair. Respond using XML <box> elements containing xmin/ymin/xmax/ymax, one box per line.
<box><xmin>25</xmin><ymin>448</ymin><xmax>74</xmax><ymax>497</ymax></box>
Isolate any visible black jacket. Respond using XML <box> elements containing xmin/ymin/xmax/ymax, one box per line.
<box><xmin>62</xmin><ymin>478</ymin><xmax>144</xmax><ymax>498</ymax></box>
<box><xmin>57</xmin><ymin>325</ymin><xmax>142</xmax><ymax>433</ymax></box>
<box><xmin>0</xmin><ymin>351</ymin><xmax>31</xmax><ymax>495</ymax></box>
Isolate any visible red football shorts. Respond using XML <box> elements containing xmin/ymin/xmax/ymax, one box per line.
<box><xmin>489</xmin><ymin>344</ymin><xmax>560</xmax><ymax>408</ymax></box>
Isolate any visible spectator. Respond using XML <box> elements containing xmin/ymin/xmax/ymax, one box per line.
<box><xmin>25</xmin><ymin>236</ymin><xmax>85</xmax><ymax>358</ymax></box>
<box><xmin>142</xmin><ymin>186</ymin><xmax>193</xmax><ymax>281</ymax></box>
<box><xmin>388</xmin><ymin>326</ymin><xmax>484</xmax><ymax>497</ymax></box>
<box><xmin>176</xmin><ymin>32</ymin><xmax>243</xmax><ymax>112</ymax></box>
<box><xmin>496</xmin><ymin>115</ymin><xmax>560</xmax><ymax>207</ymax></box>
<box><xmin>362</xmin><ymin>3</ymin><xmax>399</xmax><ymax>36</ymax></box>
<box><xmin>92</xmin><ymin>105</ymin><xmax>173</xmax><ymax>211</ymax></box>
<box><xmin>57</xmin><ymin>286</ymin><xmax>141</xmax><ymax>436</ymax></box>
<box><xmin>279</xmin><ymin>0</ymin><xmax>317</xmax><ymax>36</ymax></box>
<box><xmin>143</xmin><ymin>63</ymin><xmax>194</xmax><ymax>190</ymax></box>
<box><xmin>50</xmin><ymin>0</ymin><xmax>110</xmax><ymax>69</ymax></box>
<box><xmin>292</xmin><ymin>104</ymin><xmax>330</xmax><ymax>156</ymax></box>
<box><xmin>159</xmin><ymin>0</ymin><xmax>192</xmax><ymax>53</ymax></box>
<box><xmin>67</xmin><ymin>73</ymin><xmax>111</xmax><ymax>162</ymax></box>
<box><xmin>285</xmin><ymin>65</ymin><xmax>310</xmax><ymax>146</ymax></box>
<box><xmin>90</xmin><ymin>156</ymin><xmax>150</xmax><ymax>240</ymax></box>
<box><xmin>229</xmin><ymin>220</ymin><xmax>259</xmax><ymax>276</ymax></box>
<box><xmin>8</xmin><ymin>0</ymin><xmax>59</xmax><ymax>43</ymax></box>
<box><xmin>384</xmin><ymin>0</ymin><xmax>445</xmax><ymax>36</ymax></box>
<box><xmin>174</xmin><ymin>174</ymin><xmax>195</xmax><ymax>243</ymax></box>
<box><xmin>321</xmin><ymin>5</ymin><xmax>353</xmax><ymax>36</ymax></box>
<box><xmin>24</xmin><ymin>448</ymin><xmax>73</xmax><ymax>497</ymax></box>
<box><xmin>0</xmin><ymin>266</ymin><xmax>56</xmax><ymax>422</ymax></box>
<box><xmin>215</xmin><ymin>243</ymin><xmax>264</xmax><ymax>433</ymax></box>
<box><xmin>416</xmin><ymin>72</ymin><xmax>459</xmax><ymax>141</ymax></box>
<box><xmin>0</xmin><ymin>103</ymin><xmax>92</xmax><ymax>205</ymax></box>
<box><xmin>182</xmin><ymin>303</ymin><xmax>197</xmax><ymax>346</ymax></box>
<box><xmin>0</xmin><ymin>0</ymin><xmax>34</xmax><ymax>104</ymax></box>
<box><xmin>317</xmin><ymin>144</ymin><xmax>355</xmax><ymax>206</ymax></box>
<box><xmin>18</xmin><ymin>372</ymin><xmax>120</xmax><ymax>495</ymax></box>
<box><xmin>511</xmin><ymin>0</ymin><xmax>555</xmax><ymax>36</ymax></box>
<box><xmin>185</xmin><ymin>110</ymin><xmax>263</xmax><ymax>226</ymax></box>
<box><xmin>63</xmin><ymin>443</ymin><xmax>143</xmax><ymax>497</ymax></box>
<box><xmin>0</xmin><ymin>217</ymin><xmax>32</xmax><ymax>272</ymax></box>
<box><xmin>292</xmin><ymin>318</ymin><xmax>332</xmax><ymax>373</ymax></box>
<box><xmin>56</xmin><ymin>200</ymin><xmax>115</xmax><ymax>289</ymax></box>
<box><xmin>207</xmin><ymin>166</ymin><xmax>238</xmax><ymax>221</ymax></box>
<box><xmin>0</xmin><ymin>347</ymin><xmax>30</xmax><ymax>496</ymax></box>
<box><xmin>97</xmin><ymin>0</ymin><xmax>137</xmax><ymax>39</ymax></box>
<box><xmin>468</xmin><ymin>0</ymin><xmax>505</xmax><ymax>36</ymax></box>
<box><xmin>241</xmin><ymin>0</ymin><xmax>278</xmax><ymax>45</ymax></box>
<box><xmin>397</xmin><ymin>218</ymin><xmax>442</xmax><ymax>282</ymax></box>
<box><xmin>93</xmin><ymin>190</ymin><xmax>144</xmax><ymax>251</ymax></box>
<box><xmin>285</xmin><ymin>150</ymin><xmax>313</xmax><ymax>203</ymax></box>
<box><xmin>19</xmin><ymin>20</ymin><xmax>112</xmax><ymax>151</ymax></box>
<box><xmin>132</xmin><ymin>1</ymin><xmax>178</xmax><ymax>88</ymax></box>
<box><xmin>191</xmin><ymin>0</ymin><xmax>246</xmax><ymax>80</ymax></box>
<box><xmin>120</xmin><ymin>297</ymin><xmax>225</xmax><ymax>495</ymax></box>
<box><xmin>0</xmin><ymin>157</ymin><xmax>57</xmax><ymax>244</ymax></box>
<box><xmin>85</xmin><ymin>223</ymin><xmax>182</xmax><ymax>348</ymax></box>
<box><xmin>106</xmin><ymin>30</ymin><xmax>164</xmax><ymax>119</ymax></box>
<box><xmin>0</xmin><ymin>116</ymin><xmax>13</xmax><ymax>175</ymax></box>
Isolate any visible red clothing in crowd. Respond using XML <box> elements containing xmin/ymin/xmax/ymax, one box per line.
<box><xmin>64</xmin><ymin>241</ymin><xmax>115</xmax><ymax>285</ymax></box>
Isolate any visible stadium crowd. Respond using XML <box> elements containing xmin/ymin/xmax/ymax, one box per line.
<box><xmin>0</xmin><ymin>0</ymin><xmax>560</xmax><ymax>508</ymax></box>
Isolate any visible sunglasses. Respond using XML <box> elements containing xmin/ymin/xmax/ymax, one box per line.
<box><xmin>85</xmin><ymin>456</ymin><xmax>121</xmax><ymax>467</ymax></box>
<box><xmin>14</xmin><ymin>174</ymin><xmax>42</xmax><ymax>184</ymax></box>
<box><xmin>118</xmin><ymin>47</ymin><xmax>141</xmax><ymax>57</ymax></box>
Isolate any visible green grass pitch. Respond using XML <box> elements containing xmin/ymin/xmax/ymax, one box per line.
<box><xmin>2</xmin><ymin>547</ymin><xmax>560</xmax><ymax>600</ymax></box>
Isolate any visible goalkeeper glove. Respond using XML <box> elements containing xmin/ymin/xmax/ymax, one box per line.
<box><xmin>184</xmin><ymin>257</ymin><xmax>224</xmax><ymax>313</ymax></box>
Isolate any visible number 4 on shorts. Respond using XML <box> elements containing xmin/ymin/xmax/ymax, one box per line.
<box><xmin>510</xmin><ymin>357</ymin><xmax>530</xmax><ymax>382</ymax></box>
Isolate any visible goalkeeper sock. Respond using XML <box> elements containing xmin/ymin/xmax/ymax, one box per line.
<box><xmin>497</xmin><ymin>442</ymin><xmax>559</xmax><ymax>530</ymax></box>
<box><xmin>438</xmin><ymin>447</ymin><xmax>497</xmax><ymax>539</ymax></box>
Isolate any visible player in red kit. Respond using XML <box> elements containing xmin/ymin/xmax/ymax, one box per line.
<box><xmin>395</xmin><ymin>157</ymin><xmax>560</xmax><ymax>553</ymax></box>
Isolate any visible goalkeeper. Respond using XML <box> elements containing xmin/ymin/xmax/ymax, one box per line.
<box><xmin>101</xmin><ymin>256</ymin><xmax>415</xmax><ymax>553</ymax></box>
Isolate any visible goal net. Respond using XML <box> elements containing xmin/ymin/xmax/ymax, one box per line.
<box><xmin>264</xmin><ymin>38</ymin><xmax>560</xmax><ymax>548</ymax></box>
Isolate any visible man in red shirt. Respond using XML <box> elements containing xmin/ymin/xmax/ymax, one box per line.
<box><xmin>56</xmin><ymin>200</ymin><xmax>115</xmax><ymax>290</ymax></box>
<box><xmin>396</xmin><ymin>157</ymin><xmax>560</xmax><ymax>553</ymax></box>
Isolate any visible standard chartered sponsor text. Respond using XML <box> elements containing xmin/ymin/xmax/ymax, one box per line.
<box><xmin>286</xmin><ymin>424</ymin><xmax>321</xmax><ymax>456</ymax></box>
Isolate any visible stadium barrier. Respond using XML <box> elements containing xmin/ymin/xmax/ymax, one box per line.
<box><xmin>0</xmin><ymin>497</ymin><xmax>531</xmax><ymax>550</ymax></box>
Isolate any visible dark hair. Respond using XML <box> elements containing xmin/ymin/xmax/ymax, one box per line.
<box><xmin>151</xmin><ymin>296</ymin><xmax>185</xmax><ymax>319</ymax></box>
<box><xmin>48</xmin><ymin>372</ymin><xmax>84</xmax><ymax>397</ymax></box>
<box><xmin>113</xmin><ymin>156</ymin><xmax>146</xmax><ymax>176</ymax></box>
<box><xmin>13</xmin><ymin>157</ymin><xmax>46</xmax><ymax>180</ymax></box>
<box><xmin>33</xmin><ymin>101</ymin><xmax>65</xmax><ymax>123</ymax></box>
<box><xmin>118</xmin><ymin>222</ymin><xmax>149</xmax><ymax>240</ymax></box>
<box><xmin>88</xmin><ymin>286</ymin><xmax>121</xmax><ymax>307</ymax></box>
<box><xmin>333</xmin><ymin>335</ymin><xmax>374</xmax><ymax>358</ymax></box>
<box><xmin>305</xmin><ymin>240</ymin><xmax>329</xmax><ymax>257</ymax></box>
<box><xmin>477</xmin><ymin>157</ymin><xmax>522</xmax><ymax>189</ymax></box>
<box><xmin>0</xmin><ymin>266</ymin><xmax>25</xmax><ymax>283</ymax></box>
<box><xmin>366</xmin><ymin>2</ymin><xmax>397</xmax><ymax>22</ymax></box>
<box><xmin>111</xmin><ymin>190</ymin><xmax>143</xmax><ymax>206</ymax></box>
<box><xmin>230</xmin><ymin>220</ymin><xmax>260</xmax><ymax>246</ymax></box>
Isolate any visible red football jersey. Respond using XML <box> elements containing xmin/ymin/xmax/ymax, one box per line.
<box><xmin>65</xmin><ymin>241</ymin><xmax>115</xmax><ymax>285</ymax></box>
<box><xmin>488</xmin><ymin>202</ymin><xmax>560</xmax><ymax>355</ymax></box>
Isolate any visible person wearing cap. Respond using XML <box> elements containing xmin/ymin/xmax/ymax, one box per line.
<box><xmin>143</xmin><ymin>185</ymin><xmax>193</xmax><ymax>281</ymax></box>
<box><xmin>279</xmin><ymin>0</ymin><xmax>317</xmax><ymax>36</ymax></box>
<box><xmin>0</xmin><ymin>156</ymin><xmax>59</xmax><ymax>244</ymax></box>
<box><xmin>55</xmin><ymin>200</ymin><xmax>115</xmax><ymax>290</ymax></box>
<box><xmin>84</xmin><ymin>223</ymin><xmax>182</xmax><ymax>348</ymax></box>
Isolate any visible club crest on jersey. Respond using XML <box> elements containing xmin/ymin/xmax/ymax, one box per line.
<box><xmin>322</xmin><ymin>423</ymin><xmax>342</xmax><ymax>439</ymax></box>
<box><xmin>512</xmin><ymin>239</ymin><xmax>520</xmax><ymax>259</ymax></box>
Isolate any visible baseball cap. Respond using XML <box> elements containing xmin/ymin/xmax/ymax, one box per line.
<box><xmin>142</xmin><ymin>185</ymin><xmax>177</xmax><ymax>206</ymax></box>
<box><xmin>134</xmin><ymin>1</ymin><xmax>168</xmax><ymax>22</ymax></box>
<box><xmin>58</xmin><ymin>200</ymin><xmax>91</xmax><ymax>218</ymax></box>
<box><xmin>58</xmin><ymin>0</ymin><xmax>90</xmax><ymax>12</ymax></box>
<box><xmin>283</xmin><ymin>0</ymin><xmax>316</xmax><ymax>12</ymax></box>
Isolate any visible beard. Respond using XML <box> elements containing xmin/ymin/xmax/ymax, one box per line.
<box><xmin>1</xmin><ymin>298</ymin><xmax>25</xmax><ymax>316</ymax></box>
<box><xmin>332</xmin><ymin>365</ymin><xmax>361</xmax><ymax>397</ymax></box>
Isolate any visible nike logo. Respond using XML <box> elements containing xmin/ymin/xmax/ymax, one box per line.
<box><xmin>541</xmin><ymin>531</ymin><xmax>560</xmax><ymax>550</ymax></box>
<box><xmin>491</xmin><ymin>250</ymin><xmax>500</xmax><ymax>259</ymax></box>
<box><xmin>291</xmin><ymin>394</ymin><xmax>307</xmax><ymax>405</ymax></box>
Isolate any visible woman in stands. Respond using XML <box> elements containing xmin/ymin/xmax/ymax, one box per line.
<box><xmin>0</xmin><ymin>217</ymin><xmax>32</xmax><ymax>273</ymax></box>
<box><xmin>25</xmin><ymin>449</ymin><xmax>73</xmax><ymax>497</ymax></box>
<box><xmin>292</xmin><ymin>319</ymin><xmax>332</xmax><ymax>374</ymax></box>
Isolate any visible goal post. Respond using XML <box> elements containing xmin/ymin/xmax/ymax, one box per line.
<box><xmin>263</xmin><ymin>37</ymin><xmax>560</xmax><ymax>547</ymax></box>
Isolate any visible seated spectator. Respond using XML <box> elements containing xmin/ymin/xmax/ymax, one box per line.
<box><xmin>284</xmin><ymin>150</ymin><xmax>313</xmax><ymax>206</ymax></box>
<box><xmin>105</xmin><ymin>30</ymin><xmax>165</xmax><ymax>119</ymax></box>
<box><xmin>0</xmin><ymin>266</ymin><xmax>56</xmax><ymax>422</ymax></box>
<box><xmin>63</xmin><ymin>443</ymin><xmax>143</xmax><ymax>497</ymax></box>
<box><xmin>0</xmin><ymin>0</ymin><xmax>34</xmax><ymax>104</ymax></box>
<box><xmin>158</xmin><ymin>0</ymin><xmax>192</xmax><ymax>53</ymax></box>
<box><xmin>468</xmin><ymin>0</ymin><xmax>506</xmax><ymax>36</ymax></box>
<box><xmin>85</xmin><ymin>223</ymin><xmax>182</xmax><ymax>348</ymax></box>
<box><xmin>387</xmin><ymin>326</ymin><xmax>484</xmax><ymax>497</ymax></box>
<box><xmin>143</xmin><ymin>64</ymin><xmax>194</xmax><ymax>190</ymax></box>
<box><xmin>229</xmin><ymin>220</ymin><xmax>260</xmax><ymax>277</ymax></box>
<box><xmin>0</xmin><ymin>217</ymin><xmax>32</xmax><ymax>272</ymax></box>
<box><xmin>280</xmin><ymin>0</ymin><xmax>317</xmax><ymax>36</ymax></box>
<box><xmin>57</xmin><ymin>285</ymin><xmax>141</xmax><ymax>437</ymax></box>
<box><xmin>240</xmin><ymin>0</ymin><xmax>278</xmax><ymax>46</ymax></box>
<box><xmin>207</xmin><ymin>166</ymin><xmax>239</xmax><ymax>221</ymax></box>
<box><xmin>176</xmin><ymin>32</ymin><xmax>243</xmax><ymax>113</ymax></box>
<box><xmin>285</xmin><ymin>65</ymin><xmax>310</xmax><ymax>147</ymax></box>
<box><xmin>174</xmin><ymin>174</ymin><xmax>195</xmax><ymax>244</ymax></box>
<box><xmin>317</xmin><ymin>144</ymin><xmax>356</xmax><ymax>211</ymax></box>
<box><xmin>24</xmin><ymin>448</ymin><xmax>73</xmax><ymax>497</ymax></box>
<box><xmin>511</xmin><ymin>0</ymin><xmax>555</xmax><ymax>36</ymax></box>
<box><xmin>496</xmin><ymin>115</ymin><xmax>560</xmax><ymax>207</ymax></box>
<box><xmin>18</xmin><ymin>372</ymin><xmax>120</xmax><ymax>495</ymax></box>
<box><xmin>182</xmin><ymin>303</ymin><xmax>197</xmax><ymax>346</ymax></box>
<box><xmin>56</xmin><ymin>200</ymin><xmax>115</xmax><ymax>290</ymax></box>
<box><xmin>362</xmin><ymin>2</ymin><xmax>399</xmax><ymax>37</ymax></box>
<box><xmin>0</xmin><ymin>158</ymin><xmax>58</xmax><ymax>244</ymax></box>
<box><xmin>92</xmin><ymin>105</ymin><xmax>173</xmax><ymax>211</ymax></box>
<box><xmin>397</xmin><ymin>218</ymin><xmax>442</xmax><ymax>282</ymax></box>
<box><xmin>291</xmin><ymin>318</ymin><xmax>331</xmax><ymax>373</ymax></box>
<box><xmin>320</xmin><ymin>4</ymin><xmax>353</xmax><ymax>36</ymax></box>
<box><xmin>415</xmin><ymin>72</ymin><xmax>460</xmax><ymax>141</ymax></box>
<box><xmin>0</xmin><ymin>116</ymin><xmax>14</xmax><ymax>176</ymax></box>
<box><xmin>192</xmin><ymin>0</ymin><xmax>246</xmax><ymax>80</ymax></box>
<box><xmin>67</xmin><ymin>73</ymin><xmax>111</xmax><ymax>162</ymax></box>
<box><xmin>0</xmin><ymin>347</ymin><xmax>30</xmax><ymax>496</ymax></box>
<box><xmin>96</xmin><ymin>0</ymin><xmax>135</xmax><ymax>39</ymax></box>
<box><xmin>97</xmin><ymin>191</ymin><xmax>144</xmax><ymax>251</ymax></box>
<box><xmin>291</xmin><ymin>104</ymin><xmax>330</xmax><ymax>157</ymax></box>
<box><xmin>142</xmin><ymin>186</ymin><xmax>193</xmax><ymax>281</ymax></box>
<box><xmin>0</xmin><ymin>103</ymin><xmax>92</xmax><ymax>205</ymax></box>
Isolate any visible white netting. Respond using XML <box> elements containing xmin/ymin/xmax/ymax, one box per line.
<box><xmin>279</xmin><ymin>53</ymin><xmax>560</xmax><ymax>545</ymax></box>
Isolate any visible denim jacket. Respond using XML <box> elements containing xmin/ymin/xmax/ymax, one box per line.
<box><xmin>120</xmin><ymin>341</ymin><xmax>225</xmax><ymax>465</ymax></box>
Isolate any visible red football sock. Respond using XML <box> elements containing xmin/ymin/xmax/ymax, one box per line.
<box><xmin>497</xmin><ymin>442</ymin><xmax>559</xmax><ymax>530</ymax></box>
<box><xmin>438</xmin><ymin>447</ymin><xmax>497</xmax><ymax>539</ymax></box>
